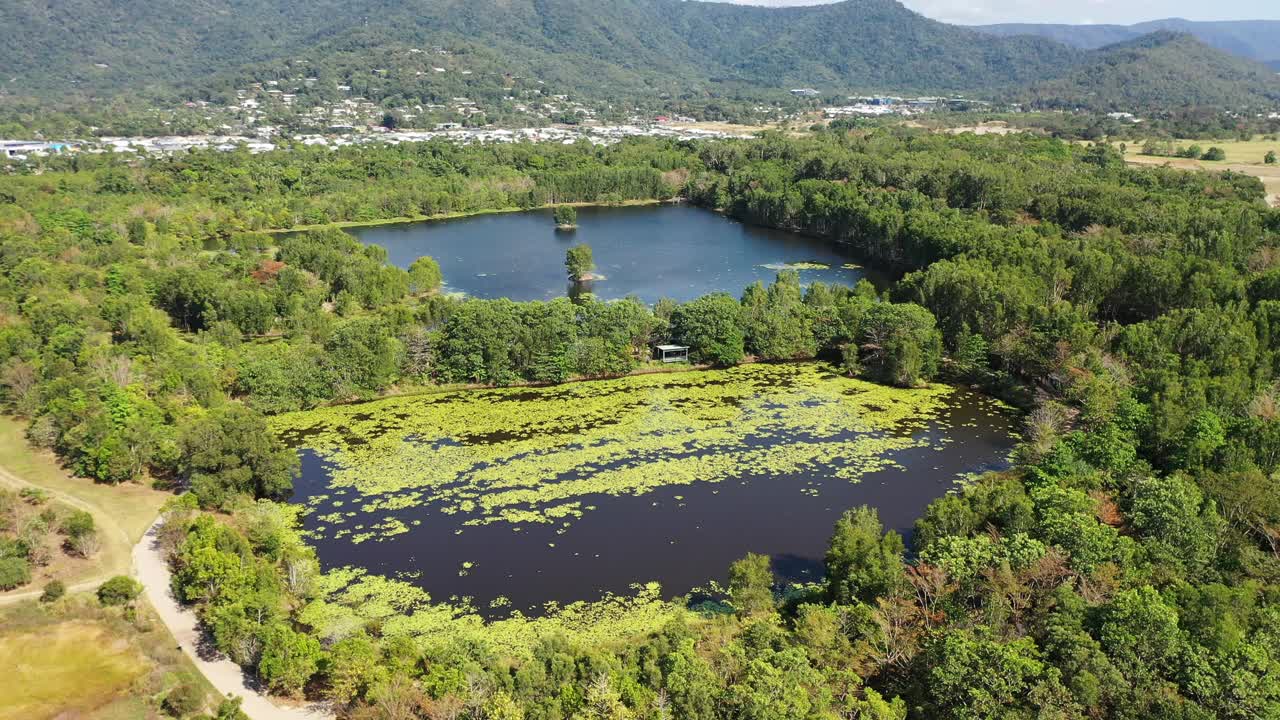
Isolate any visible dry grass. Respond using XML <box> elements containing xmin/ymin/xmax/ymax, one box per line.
<box><xmin>667</xmin><ymin>120</ymin><xmax>772</xmax><ymax>135</ymax></box>
<box><xmin>1138</xmin><ymin>138</ymin><xmax>1279</xmax><ymax>165</ymax></box>
<box><xmin>1122</xmin><ymin>153</ymin><xmax>1280</xmax><ymax>207</ymax></box>
<box><xmin>945</xmin><ymin>121</ymin><xmax>1021</xmax><ymax>136</ymax></box>
<box><xmin>0</xmin><ymin>619</ymin><xmax>149</xmax><ymax>720</ymax></box>
<box><xmin>0</xmin><ymin>599</ymin><xmax>219</xmax><ymax>720</ymax></box>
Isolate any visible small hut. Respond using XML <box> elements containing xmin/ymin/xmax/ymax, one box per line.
<box><xmin>655</xmin><ymin>344</ymin><xmax>690</xmax><ymax>363</ymax></box>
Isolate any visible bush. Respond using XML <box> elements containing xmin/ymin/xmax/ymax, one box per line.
<box><xmin>211</xmin><ymin>697</ymin><xmax>249</xmax><ymax>720</ymax></box>
<box><xmin>69</xmin><ymin>529</ymin><xmax>101</xmax><ymax>558</ymax></box>
<box><xmin>97</xmin><ymin>575</ymin><xmax>142</xmax><ymax>606</ymax></box>
<box><xmin>0</xmin><ymin>556</ymin><xmax>31</xmax><ymax>590</ymax></box>
<box><xmin>163</xmin><ymin>679</ymin><xmax>205</xmax><ymax>718</ymax></box>
<box><xmin>61</xmin><ymin>509</ymin><xmax>95</xmax><ymax>539</ymax></box>
<box><xmin>18</xmin><ymin>487</ymin><xmax>48</xmax><ymax>504</ymax></box>
<box><xmin>1201</xmin><ymin>147</ymin><xmax>1226</xmax><ymax>161</ymax></box>
<box><xmin>40</xmin><ymin>579</ymin><xmax>65</xmax><ymax>602</ymax></box>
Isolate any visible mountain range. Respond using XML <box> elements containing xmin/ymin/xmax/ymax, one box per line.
<box><xmin>2</xmin><ymin>0</ymin><xmax>1278</xmax><ymax>113</ymax></box>
<box><xmin>977</xmin><ymin>18</ymin><xmax>1280</xmax><ymax>71</ymax></box>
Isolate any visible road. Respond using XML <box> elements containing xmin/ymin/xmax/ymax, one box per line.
<box><xmin>133</xmin><ymin>519</ymin><xmax>334</xmax><ymax>720</ymax></box>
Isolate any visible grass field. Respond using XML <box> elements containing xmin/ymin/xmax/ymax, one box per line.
<box><xmin>1121</xmin><ymin>138</ymin><xmax>1276</xmax><ymax>164</ymax></box>
<box><xmin>0</xmin><ymin>600</ymin><xmax>217</xmax><ymax>720</ymax></box>
<box><xmin>0</xmin><ymin>620</ymin><xmax>150</xmax><ymax>720</ymax></box>
<box><xmin>1117</xmin><ymin>137</ymin><xmax>1280</xmax><ymax>207</ymax></box>
<box><xmin>0</xmin><ymin>420</ymin><xmax>220</xmax><ymax>719</ymax></box>
<box><xmin>0</xmin><ymin>416</ymin><xmax>169</xmax><ymax>597</ymax></box>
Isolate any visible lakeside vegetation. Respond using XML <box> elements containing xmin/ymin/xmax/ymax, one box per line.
<box><xmin>1</xmin><ymin>127</ymin><xmax>1280</xmax><ymax>717</ymax></box>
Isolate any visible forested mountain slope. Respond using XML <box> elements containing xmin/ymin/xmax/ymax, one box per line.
<box><xmin>1020</xmin><ymin>32</ymin><xmax>1280</xmax><ymax>112</ymax></box>
<box><xmin>978</xmin><ymin>18</ymin><xmax>1280</xmax><ymax>70</ymax></box>
<box><xmin>1</xmin><ymin>0</ymin><xmax>1276</xmax><ymax>112</ymax></box>
<box><xmin>1</xmin><ymin>0</ymin><xmax>1080</xmax><ymax>99</ymax></box>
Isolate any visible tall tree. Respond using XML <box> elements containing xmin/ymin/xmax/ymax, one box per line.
<box><xmin>825</xmin><ymin>506</ymin><xmax>905</xmax><ymax>605</ymax></box>
<box><xmin>566</xmin><ymin>244</ymin><xmax>595</xmax><ymax>281</ymax></box>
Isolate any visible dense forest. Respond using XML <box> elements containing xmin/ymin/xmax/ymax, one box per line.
<box><xmin>3</xmin><ymin>0</ymin><xmax>1278</xmax><ymax>119</ymax></box>
<box><xmin>0</xmin><ymin>0</ymin><xmax>1073</xmax><ymax>100</ymax></box>
<box><xmin>2</xmin><ymin>128</ymin><xmax>1280</xmax><ymax>717</ymax></box>
<box><xmin>1017</xmin><ymin>32</ymin><xmax>1280</xmax><ymax>112</ymax></box>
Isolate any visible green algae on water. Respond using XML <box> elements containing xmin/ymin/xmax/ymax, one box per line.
<box><xmin>274</xmin><ymin>364</ymin><xmax>979</xmax><ymax>545</ymax></box>
<box><xmin>301</xmin><ymin>567</ymin><xmax>685</xmax><ymax>659</ymax></box>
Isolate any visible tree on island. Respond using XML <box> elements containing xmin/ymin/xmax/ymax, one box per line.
<box><xmin>554</xmin><ymin>205</ymin><xmax>578</xmax><ymax>229</ymax></box>
<box><xmin>565</xmin><ymin>244</ymin><xmax>594</xmax><ymax>281</ymax></box>
<box><xmin>408</xmin><ymin>255</ymin><xmax>442</xmax><ymax>295</ymax></box>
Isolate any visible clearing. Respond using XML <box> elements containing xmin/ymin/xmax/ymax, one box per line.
<box><xmin>0</xmin><ymin>600</ymin><xmax>220</xmax><ymax>719</ymax></box>
<box><xmin>0</xmin><ymin>416</ymin><xmax>169</xmax><ymax>601</ymax></box>
<box><xmin>0</xmin><ymin>619</ymin><xmax>150</xmax><ymax>720</ymax></box>
<box><xmin>1115</xmin><ymin>137</ymin><xmax>1280</xmax><ymax>207</ymax></box>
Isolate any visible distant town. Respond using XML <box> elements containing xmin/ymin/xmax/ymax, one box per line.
<box><xmin>0</xmin><ymin>122</ymin><xmax>762</xmax><ymax>161</ymax></box>
<box><xmin>5</xmin><ymin>68</ymin><xmax>1279</xmax><ymax>162</ymax></box>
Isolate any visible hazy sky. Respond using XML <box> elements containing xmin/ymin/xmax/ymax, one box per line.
<box><xmin>714</xmin><ymin>0</ymin><xmax>1280</xmax><ymax>25</ymax></box>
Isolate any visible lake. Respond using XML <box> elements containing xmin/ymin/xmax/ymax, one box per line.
<box><xmin>347</xmin><ymin>204</ymin><xmax>886</xmax><ymax>302</ymax></box>
<box><xmin>277</xmin><ymin>364</ymin><xmax>1017</xmax><ymax>616</ymax></box>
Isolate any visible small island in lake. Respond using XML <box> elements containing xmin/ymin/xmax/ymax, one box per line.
<box><xmin>565</xmin><ymin>242</ymin><xmax>601</xmax><ymax>282</ymax></box>
<box><xmin>553</xmin><ymin>204</ymin><xmax>578</xmax><ymax>230</ymax></box>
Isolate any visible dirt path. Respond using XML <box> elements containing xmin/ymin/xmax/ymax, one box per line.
<box><xmin>0</xmin><ymin>465</ymin><xmax>130</xmax><ymax>605</ymax></box>
<box><xmin>0</xmin><ymin>450</ymin><xmax>331</xmax><ymax>720</ymax></box>
<box><xmin>133</xmin><ymin>520</ymin><xmax>334</xmax><ymax>720</ymax></box>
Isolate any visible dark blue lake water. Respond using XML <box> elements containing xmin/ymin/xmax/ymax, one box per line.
<box><xmin>347</xmin><ymin>204</ymin><xmax>886</xmax><ymax>302</ymax></box>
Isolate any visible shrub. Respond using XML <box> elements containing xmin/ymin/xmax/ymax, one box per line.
<box><xmin>97</xmin><ymin>575</ymin><xmax>142</xmax><ymax>606</ymax></box>
<box><xmin>211</xmin><ymin>697</ymin><xmax>249</xmax><ymax>720</ymax></box>
<box><xmin>61</xmin><ymin>509</ymin><xmax>95</xmax><ymax>539</ymax></box>
<box><xmin>1200</xmin><ymin>147</ymin><xmax>1226</xmax><ymax>162</ymax></box>
<box><xmin>163</xmin><ymin>679</ymin><xmax>205</xmax><ymax>717</ymax></box>
<box><xmin>18</xmin><ymin>487</ymin><xmax>48</xmax><ymax>504</ymax></box>
<box><xmin>69</xmin><ymin>529</ymin><xmax>101</xmax><ymax>558</ymax></box>
<box><xmin>0</xmin><ymin>556</ymin><xmax>31</xmax><ymax>590</ymax></box>
<box><xmin>40</xmin><ymin>579</ymin><xmax>65</xmax><ymax>602</ymax></box>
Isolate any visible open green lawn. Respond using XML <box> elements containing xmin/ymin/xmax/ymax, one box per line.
<box><xmin>1155</xmin><ymin>138</ymin><xmax>1277</xmax><ymax>165</ymax></box>
<box><xmin>1107</xmin><ymin>135</ymin><xmax>1278</xmax><ymax>164</ymax></box>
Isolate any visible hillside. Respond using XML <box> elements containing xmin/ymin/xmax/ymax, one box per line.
<box><xmin>1019</xmin><ymin>32</ymin><xmax>1280</xmax><ymax>112</ymax></box>
<box><xmin>0</xmin><ymin>0</ymin><xmax>1275</xmax><ymax>114</ymax></box>
<box><xmin>978</xmin><ymin>18</ymin><xmax>1280</xmax><ymax>69</ymax></box>
<box><xmin>0</xmin><ymin>0</ymin><xmax>1082</xmax><ymax>102</ymax></box>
